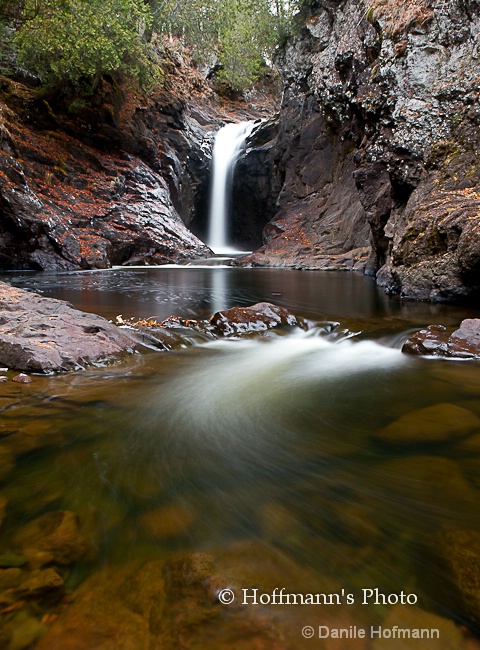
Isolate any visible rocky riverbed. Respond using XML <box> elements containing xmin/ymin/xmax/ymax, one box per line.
<box><xmin>1</xmin><ymin>279</ymin><xmax>480</xmax><ymax>648</ymax></box>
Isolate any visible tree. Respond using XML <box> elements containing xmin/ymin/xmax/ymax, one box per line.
<box><xmin>153</xmin><ymin>0</ymin><xmax>301</xmax><ymax>91</ymax></box>
<box><xmin>13</xmin><ymin>0</ymin><xmax>157</xmax><ymax>91</ymax></box>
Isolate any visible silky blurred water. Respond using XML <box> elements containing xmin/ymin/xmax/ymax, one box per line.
<box><xmin>1</xmin><ymin>267</ymin><xmax>480</xmax><ymax>639</ymax></box>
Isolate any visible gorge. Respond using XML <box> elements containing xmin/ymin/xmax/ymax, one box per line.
<box><xmin>1</xmin><ymin>1</ymin><xmax>479</xmax><ymax>302</ymax></box>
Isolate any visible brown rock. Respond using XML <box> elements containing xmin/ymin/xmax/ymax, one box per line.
<box><xmin>139</xmin><ymin>503</ymin><xmax>196</xmax><ymax>540</ymax></box>
<box><xmin>12</xmin><ymin>373</ymin><xmax>32</xmax><ymax>384</ymax></box>
<box><xmin>457</xmin><ymin>434</ymin><xmax>480</xmax><ymax>454</ymax></box>
<box><xmin>210</xmin><ymin>302</ymin><xmax>303</xmax><ymax>336</ymax></box>
<box><xmin>427</xmin><ymin>529</ymin><xmax>480</xmax><ymax>628</ymax></box>
<box><xmin>402</xmin><ymin>325</ymin><xmax>451</xmax><ymax>356</ymax></box>
<box><xmin>449</xmin><ymin>320</ymin><xmax>480</xmax><ymax>357</ymax></box>
<box><xmin>403</xmin><ymin>320</ymin><xmax>480</xmax><ymax>358</ymax></box>
<box><xmin>35</xmin><ymin>560</ymin><xmax>164</xmax><ymax>650</ymax></box>
<box><xmin>0</xmin><ymin>567</ymin><xmax>23</xmax><ymax>590</ymax></box>
<box><xmin>3</xmin><ymin>613</ymin><xmax>48</xmax><ymax>650</ymax></box>
<box><xmin>14</xmin><ymin>511</ymin><xmax>87</xmax><ymax>565</ymax></box>
<box><xmin>16</xmin><ymin>568</ymin><xmax>64</xmax><ymax>599</ymax></box>
<box><xmin>374</xmin><ymin>403</ymin><xmax>480</xmax><ymax>444</ymax></box>
<box><xmin>0</xmin><ymin>81</ymin><xmax>212</xmax><ymax>272</ymax></box>
<box><xmin>153</xmin><ymin>540</ymin><xmax>370</xmax><ymax>650</ymax></box>
<box><xmin>0</xmin><ymin>282</ymin><xmax>137</xmax><ymax>373</ymax></box>
<box><xmin>32</xmin><ymin>539</ymin><xmax>377</xmax><ymax>650</ymax></box>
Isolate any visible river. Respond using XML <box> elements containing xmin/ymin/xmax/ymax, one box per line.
<box><xmin>1</xmin><ymin>267</ymin><xmax>480</xmax><ymax>648</ymax></box>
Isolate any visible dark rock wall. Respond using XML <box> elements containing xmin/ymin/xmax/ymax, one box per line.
<box><xmin>240</xmin><ymin>0</ymin><xmax>480</xmax><ymax>301</ymax></box>
<box><xmin>0</xmin><ymin>73</ymin><xmax>216</xmax><ymax>271</ymax></box>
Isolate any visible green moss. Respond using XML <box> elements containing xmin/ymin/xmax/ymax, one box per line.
<box><xmin>403</xmin><ymin>228</ymin><xmax>420</xmax><ymax>241</ymax></box>
<box><xmin>365</xmin><ymin>5</ymin><xmax>376</xmax><ymax>24</ymax></box>
<box><xmin>42</xmin><ymin>99</ymin><xmax>59</xmax><ymax>124</ymax></box>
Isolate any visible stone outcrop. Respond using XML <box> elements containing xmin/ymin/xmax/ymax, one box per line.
<box><xmin>403</xmin><ymin>319</ymin><xmax>480</xmax><ymax>358</ymax></box>
<box><xmin>0</xmin><ymin>70</ymin><xmax>215</xmax><ymax>270</ymax></box>
<box><xmin>0</xmin><ymin>281</ymin><xmax>137</xmax><ymax>372</ymax></box>
<box><xmin>209</xmin><ymin>301</ymin><xmax>305</xmax><ymax>335</ymax></box>
<box><xmin>0</xmin><ymin>41</ymin><xmax>280</xmax><ymax>271</ymax></box>
<box><xmin>239</xmin><ymin>0</ymin><xmax>480</xmax><ymax>301</ymax></box>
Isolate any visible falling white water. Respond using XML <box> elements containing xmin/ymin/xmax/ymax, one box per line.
<box><xmin>207</xmin><ymin>121</ymin><xmax>255</xmax><ymax>254</ymax></box>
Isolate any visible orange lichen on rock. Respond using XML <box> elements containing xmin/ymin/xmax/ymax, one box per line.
<box><xmin>365</xmin><ymin>0</ymin><xmax>434</xmax><ymax>38</ymax></box>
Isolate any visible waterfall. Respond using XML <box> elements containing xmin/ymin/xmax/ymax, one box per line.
<box><xmin>207</xmin><ymin>121</ymin><xmax>255</xmax><ymax>254</ymax></box>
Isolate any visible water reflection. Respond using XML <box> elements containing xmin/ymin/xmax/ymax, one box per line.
<box><xmin>2</xmin><ymin>267</ymin><xmax>478</xmax><ymax>324</ymax></box>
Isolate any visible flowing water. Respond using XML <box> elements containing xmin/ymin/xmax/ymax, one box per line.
<box><xmin>1</xmin><ymin>267</ymin><xmax>480</xmax><ymax>648</ymax></box>
<box><xmin>207</xmin><ymin>122</ymin><xmax>255</xmax><ymax>254</ymax></box>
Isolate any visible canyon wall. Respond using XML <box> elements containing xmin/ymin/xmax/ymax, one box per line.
<box><xmin>0</xmin><ymin>54</ymin><xmax>217</xmax><ymax>271</ymax></box>
<box><xmin>241</xmin><ymin>0</ymin><xmax>480</xmax><ymax>302</ymax></box>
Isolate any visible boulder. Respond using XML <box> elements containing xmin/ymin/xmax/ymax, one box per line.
<box><xmin>0</xmin><ymin>282</ymin><xmax>137</xmax><ymax>373</ymax></box>
<box><xmin>209</xmin><ymin>302</ymin><xmax>304</xmax><ymax>336</ymax></box>
<box><xmin>13</xmin><ymin>511</ymin><xmax>87</xmax><ymax>566</ymax></box>
<box><xmin>373</xmin><ymin>403</ymin><xmax>480</xmax><ymax>444</ymax></box>
<box><xmin>403</xmin><ymin>320</ymin><xmax>480</xmax><ymax>358</ymax></box>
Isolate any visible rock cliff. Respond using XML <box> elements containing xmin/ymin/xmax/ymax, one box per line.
<box><xmin>241</xmin><ymin>0</ymin><xmax>480</xmax><ymax>302</ymax></box>
<box><xmin>0</xmin><ymin>71</ymin><xmax>218</xmax><ymax>269</ymax></box>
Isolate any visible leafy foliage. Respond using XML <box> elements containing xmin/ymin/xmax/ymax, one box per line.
<box><xmin>0</xmin><ymin>0</ymin><xmax>303</xmax><ymax>94</ymax></box>
<box><xmin>154</xmin><ymin>0</ymin><xmax>302</xmax><ymax>90</ymax></box>
<box><xmin>13</xmin><ymin>0</ymin><xmax>157</xmax><ymax>91</ymax></box>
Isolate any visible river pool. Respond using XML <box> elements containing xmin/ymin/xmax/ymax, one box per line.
<box><xmin>1</xmin><ymin>267</ymin><xmax>480</xmax><ymax>649</ymax></box>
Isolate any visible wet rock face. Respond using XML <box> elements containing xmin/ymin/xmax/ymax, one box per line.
<box><xmin>0</xmin><ymin>281</ymin><xmax>137</xmax><ymax>373</ymax></box>
<box><xmin>403</xmin><ymin>319</ymin><xmax>480</xmax><ymax>358</ymax></box>
<box><xmin>231</xmin><ymin>118</ymin><xmax>281</xmax><ymax>250</ymax></box>
<box><xmin>242</xmin><ymin>0</ymin><xmax>480</xmax><ymax>300</ymax></box>
<box><xmin>0</xmin><ymin>96</ymin><xmax>212</xmax><ymax>270</ymax></box>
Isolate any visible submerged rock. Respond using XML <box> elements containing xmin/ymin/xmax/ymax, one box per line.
<box><xmin>373</xmin><ymin>403</ymin><xmax>480</xmax><ymax>444</ymax></box>
<box><xmin>209</xmin><ymin>302</ymin><xmax>304</xmax><ymax>336</ymax></box>
<box><xmin>2</xmin><ymin>613</ymin><xmax>48</xmax><ymax>650</ymax></box>
<box><xmin>14</xmin><ymin>510</ymin><xmax>87</xmax><ymax>566</ymax></box>
<box><xmin>426</xmin><ymin>529</ymin><xmax>480</xmax><ymax>629</ymax></box>
<box><xmin>374</xmin><ymin>605</ymin><xmax>464</xmax><ymax>650</ymax></box>
<box><xmin>139</xmin><ymin>503</ymin><xmax>196</xmax><ymax>540</ymax></box>
<box><xmin>15</xmin><ymin>568</ymin><xmax>64</xmax><ymax>600</ymax></box>
<box><xmin>0</xmin><ymin>281</ymin><xmax>137</xmax><ymax>373</ymax></box>
<box><xmin>403</xmin><ymin>320</ymin><xmax>480</xmax><ymax>358</ymax></box>
<box><xmin>36</xmin><ymin>541</ymin><xmax>372</xmax><ymax>650</ymax></box>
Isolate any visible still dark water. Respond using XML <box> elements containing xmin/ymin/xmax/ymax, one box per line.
<box><xmin>1</xmin><ymin>267</ymin><xmax>480</xmax><ymax>648</ymax></box>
